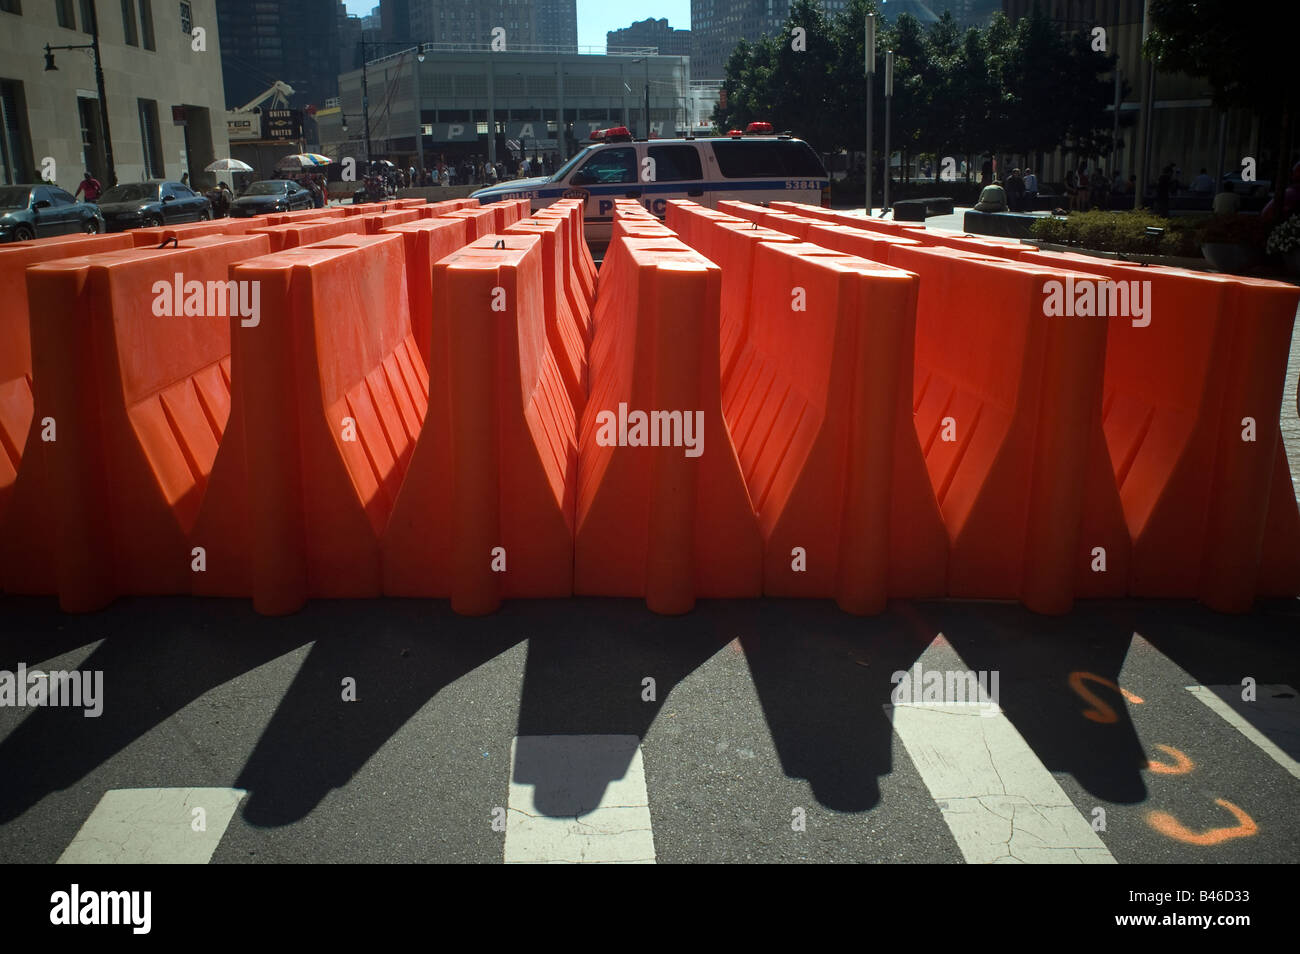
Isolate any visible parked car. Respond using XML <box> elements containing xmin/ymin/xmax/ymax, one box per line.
<box><xmin>229</xmin><ymin>179</ymin><xmax>314</xmax><ymax>217</ymax></box>
<box><xmin>0</xmin><ymin>184</ymin><xmax>106</xmax><ymax>242</ymax></box>
<box><xmin>97</xmin><ymin>180</ymin><xmax>212</xmax><ymax>232</ymax></box>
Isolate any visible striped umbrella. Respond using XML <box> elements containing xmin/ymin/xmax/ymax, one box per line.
<box><xmin>274</xmin><ymin>153</ymin><xmax>333</xmax><ymax>171</ymax></box>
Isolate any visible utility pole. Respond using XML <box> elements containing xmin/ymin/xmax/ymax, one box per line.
<box><xmin>865</xmin><ymin>14</ymin><xmax>875</xmax><ymax>215</ymax></box>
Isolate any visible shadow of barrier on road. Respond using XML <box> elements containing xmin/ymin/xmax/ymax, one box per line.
<box><xmin>3</xmin><ymin>595</ymin><xmax>1296</xmax><ymax>829</ymax></box>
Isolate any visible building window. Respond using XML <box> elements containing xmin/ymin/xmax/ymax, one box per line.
<box><xmin>57</xmin><ymin>0</ymin><xmax>75</xmax><ymax>27</ymax></box>
<box><xmin>179</xmin><ymin>0</ymin><xmax>191</xmax><ymax>34</ymax></box>
<box><xmin>138</xmin><ymin>98</ymin><xmax>163</xmax><ymax>177</ymax></box>
<box><xmin>0</xmin><ymin>0</ymin><xmax>21</xmax><ymax>14</ymax></box>
<box><xmin>0</xmin><ymin>79</ymin><xmax>34</xmax><ymax>185</ymax></box>
<box><xmin>121</xmin><ymin>0</ymin><xmax>138</xmax><ymax>44</ymax></box>
<box><xmin>80</xmin><ymin>0</ymin><xmax>94</xmax><ymax>33</ymax></box>
<box><xmin>138</xmin><ymin>0</ymin><xmax>154</xmax><ymax>49</ymax></box>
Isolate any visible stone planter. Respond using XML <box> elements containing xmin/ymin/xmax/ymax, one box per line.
<box><xmin>1200</xmin><ymin>242</ymin><xmax>1256</xmax><ymax>274</ymax></box>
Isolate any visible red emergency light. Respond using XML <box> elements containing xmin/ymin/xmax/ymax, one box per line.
<box><xmin>746</xmin><ymin>121</ymin><xmax>774</xmax><ymax>135</ymax></box>
<box><xmin>591</xmin><ymin>126</ymin><xmax>633</xmax><ymax>142</ymax></box>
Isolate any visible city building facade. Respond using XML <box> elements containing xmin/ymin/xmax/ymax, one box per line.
<box><xmin>320</xmin><ymin>47</ymin><xmax>689</xmax><ymax>173</ymax></box>
<box><xmin>1</xmin><ymin>0</ymin><xmax>230</xmax><ymax>189</ymax></box>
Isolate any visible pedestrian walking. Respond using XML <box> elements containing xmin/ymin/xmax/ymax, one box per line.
<box><xmin>73</xmin><ymin>170</ymin><xmax>102</xmax><ymax>202</ymax></box>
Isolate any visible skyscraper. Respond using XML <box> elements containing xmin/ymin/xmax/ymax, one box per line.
<box><xmin>691</xmin><ymin>0</ymin><xmax>790</xmax><ymax>81</ymax></box>
<box><xmin>401</xmin><ymin>1</ymin><xmax>576</xmax><ymax>49</ymax></box>
<box><xmin>217</xmin><ymin>0</ymin><xmax>342</xmax><ymax>110</ymax></box>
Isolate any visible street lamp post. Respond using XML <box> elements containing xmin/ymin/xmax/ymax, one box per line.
<box><xmin>883</xmin><ymin>50</ymin><xmax>894</xmax><ymax>215</ymax></box>
<box><xmin>865</xmin><ymin>14</ymin><xmax>875</xmax><ymax>215</ymax></box>
<box><xmin>43</xmin><ymin>0</ymin><xmax>116</xmax><ymax>186</ymax></box>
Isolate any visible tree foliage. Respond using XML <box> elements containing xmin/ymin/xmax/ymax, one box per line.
<box><xmin>714</xmin><ymin>1</ymin><xmax>1118</xmax><ymax>162</ymax></box>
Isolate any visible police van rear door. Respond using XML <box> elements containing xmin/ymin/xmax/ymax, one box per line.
<box><xmin>707</xmin><ymin>138</ymin><xmax>828</xmax><ymax>209</ymax></box>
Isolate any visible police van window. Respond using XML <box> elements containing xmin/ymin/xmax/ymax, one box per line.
<box><xmin>552</xmin><ymin>148</ymin><xmax>591</xmax><ymax>181</ymax></box>
<box><xmin>647</xmin><ymin>145</ymin><xmax>703</xmax><ymax>181</ymax></box>
<box><xmin>712</xmin><ymin>140</ymin><xmax>825</xmax><ymax>178</ymax></box>
<box><xmin>573</xmin><ymin>147</ymin><xmax>637</xmax><ymax>185</ymax></box>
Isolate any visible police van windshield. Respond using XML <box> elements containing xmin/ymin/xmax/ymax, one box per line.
<box><xmin>550</xmin><ymin>147</ymin><xmax>593</xmax><ymax>182</ymax></box>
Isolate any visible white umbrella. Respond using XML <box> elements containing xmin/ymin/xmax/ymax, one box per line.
<box><xmin>205</xmin><ymin>158</ymin><xmax>254</xmax><ymax>173</ymax></box>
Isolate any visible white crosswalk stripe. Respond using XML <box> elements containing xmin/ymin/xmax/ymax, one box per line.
<box><xmin>883</xmin><ymin>638</ymin><xmax>1116</xmax><ymax>864</ymax></box>
<box><xmin>57</xmin><ymin>787</ymin><xmax>246</xmax><ymax>864</ymax></box>
<box><xmin>504</xmin><ymin>735</ymin><xmax>655</xmax><ymax>864</ymax></box>
<box><xmin>1185</xmin><ymin>684</ymin><xmax>1300</xmax><ymax>780</ymax></box>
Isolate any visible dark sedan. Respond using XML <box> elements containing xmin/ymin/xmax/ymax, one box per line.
<box><xmin>228</xmin><ymin>180</ymin><xmax>314</xmax><ymax>218</ymax></box>
<box><xmin>0</xmin><ymin>184</ymin><xmax>106</xmax><ymax>242</ymax></box>
<box><xmin>97</xmin><ymin>180</ymin><xmax>212</xmax><ymax>232</ymax></box>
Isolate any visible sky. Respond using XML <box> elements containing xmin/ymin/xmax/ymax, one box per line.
<box><xmin>340</xmin><ymin>1</ymin><xmax>692</xmax><ymax>51</ymax></box>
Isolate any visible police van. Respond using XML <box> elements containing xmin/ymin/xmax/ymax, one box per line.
<box><xmin>469</xmin><ymin>123</ymin><xmax>830</xmax><ymax>244</ymax></box>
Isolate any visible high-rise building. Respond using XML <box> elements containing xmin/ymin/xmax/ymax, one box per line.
<box><xmin>607</xmin><ymin>18</ymin><xmax>691</xmax><ymax>56</ymax></box>
<box><xmin>691</xmin><ymin>0</ymin><xmax>790</xmax><ymax>81</ymax></box>
<box><xmin>535</xmin><ymin>0</ymin><xmax>578</xmax><ymax>51</ymax></box>
<box><xmin>400</xmin><ymin>1</ymin><xmax>574</xmax><ymax>49</ymax></box>
<box><xmin>217</xmin><ymin>0</ymin><xmax>341</xmax><ymax>110</ymax></box>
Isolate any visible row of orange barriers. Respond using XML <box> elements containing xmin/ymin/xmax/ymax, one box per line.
<box><xmin>2</xmin><ymin>191</ymin><xmax>1296</xmax><ymax>616</ymax></box>
<box><xmin>673</xmin><ymin>199</ymin><xmax>1300</xmax><ymax>613</ymax></box>
<box><xmin>0</xmin><ymin>195</ymin><xmax>546</xmax><ymax>614</ymax></box>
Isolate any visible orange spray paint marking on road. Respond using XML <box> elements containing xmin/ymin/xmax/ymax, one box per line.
<box><xmin>1145</xmin><ymin>744</ymin><xmax>1194</xmax><ymax>775</ymax></box>
<box><xmin>1069</xmin><ymin>671</ymin><xmax>1145</xmax><ymax>723</ymax></box>
<box><xmin>1146</xmin><ymin>799</ymin><xmax>1258</xmax><ymax>845</ymax></box>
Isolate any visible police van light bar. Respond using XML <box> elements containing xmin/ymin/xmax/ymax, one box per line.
<box><xmin>728</xmin><ymin>129</ymin><xmax>744</xmax><ymax>138</ymax></box>
<box><xmin>590</xmin><ymin>126</ymin><xmax>633</xmax><ymax>143</ymax></box>
<box><xmin>746</xmin><ymin>121</ymin><xmax>774</xmax><ymax>135</ymax></box>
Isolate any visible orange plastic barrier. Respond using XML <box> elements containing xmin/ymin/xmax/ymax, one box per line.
<box><xmin>724</xmin><ymin>241</ymin><xmax>947</xmax><ymax>610</ymax></box>
<box><xmin>0</xmin><ymin>234</ymin><xmax>272</xmax><ymax>610</ymax></box>
<box><xmin>265</xmin><ymin>208</ymin><xmax>346</xmax><ymax>226</ymax></box>
<box><xmin>362</xmin><ymin>209</ymin><xmax>422</xmax><ymax>233</ymax></box>
<box><xmin>673</xmin><ymin>214</ymin><xmax>800</xmax><ymax>391</ymax></box>
<box><xmin>247</xmin><ymin>216</ymin><xmax>367</xmax><ymax>252</ymax></box>
<box><xmin>664</xmin><ymin>199</ymin><xmax>744</xmax><ymax>247</ymax></box>
<box><xmin>415</xmin><ymin>200</ymin><xmax>460</xmax><ymax>219</ymax></box>
<box><xmin>189</xmin><ymin>234</ymin><xmax>422</xmax><ymax>614</ymax></box>
<box><xmin>890</xmin><ymin>244</ymin><xmax>1130</xmax><ymax>613</ymax></box>
<box><xmin>505</xmin><ymin>216</ymin><xmax>589</xmax><ymax>415</ymax></box>
<box><xmin>0</xmin><ymin>233</ymin><xmax>136</xmax><ymax>529</ymax></box>
<box><xmin>804</xmin><ymin>222</ymin><xmax>923</xmax><ymax>264</ymax></box>
<box><xmin>482</xmin><ymin>198</ymin><xmax>529</xmax><ymax>232</ymax></box>
<box><xmin>542</xmin><ymin>199</ymin><xmax>596</xmax><ymax>305</ymax></box>
<box><xmin>1000</xmin><ymin>249</ymin><xmax>1300</xmax><ymax>610</ymax></box>
<box><xmin>611</xmin><ymin>217</ymin><xmax>677</xmax><ymax>241</ymax></box>
<box><xmin>526</xmin><ymin>207</ymin><xmax>594</xmax><ymax>340</ymax></box>
<box><xmin>129</xmin><ymin>218</ymin><xmax>257</xmax><ymax>245</ymax></box>
<box><xmin>715</xmin><ymin>200</ymin><xmax>825</xmax><ymax>239</ymax></box>
<box><xmin>379</xmin><ymin>216</ymin><xmax>472</xmax><ymax>370</ymax></box>
<box><xmin>381</xmin><ymin>233</ymin><xmax>576</xmax><ymax>614</ymax></box>
<box><xmin>392</xmin><ymin>198</ymin><xmax>427</xmax><ymax>209</ymax></box>
<box><xmin>441</xmin><ymin>206</ymin><xmax>498</xmax><ymax>240</ymax></box>
<box><xmin>576</xmin><ymin>236</ymin><xmax>762</xmax><ymax>613</ymax></box>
